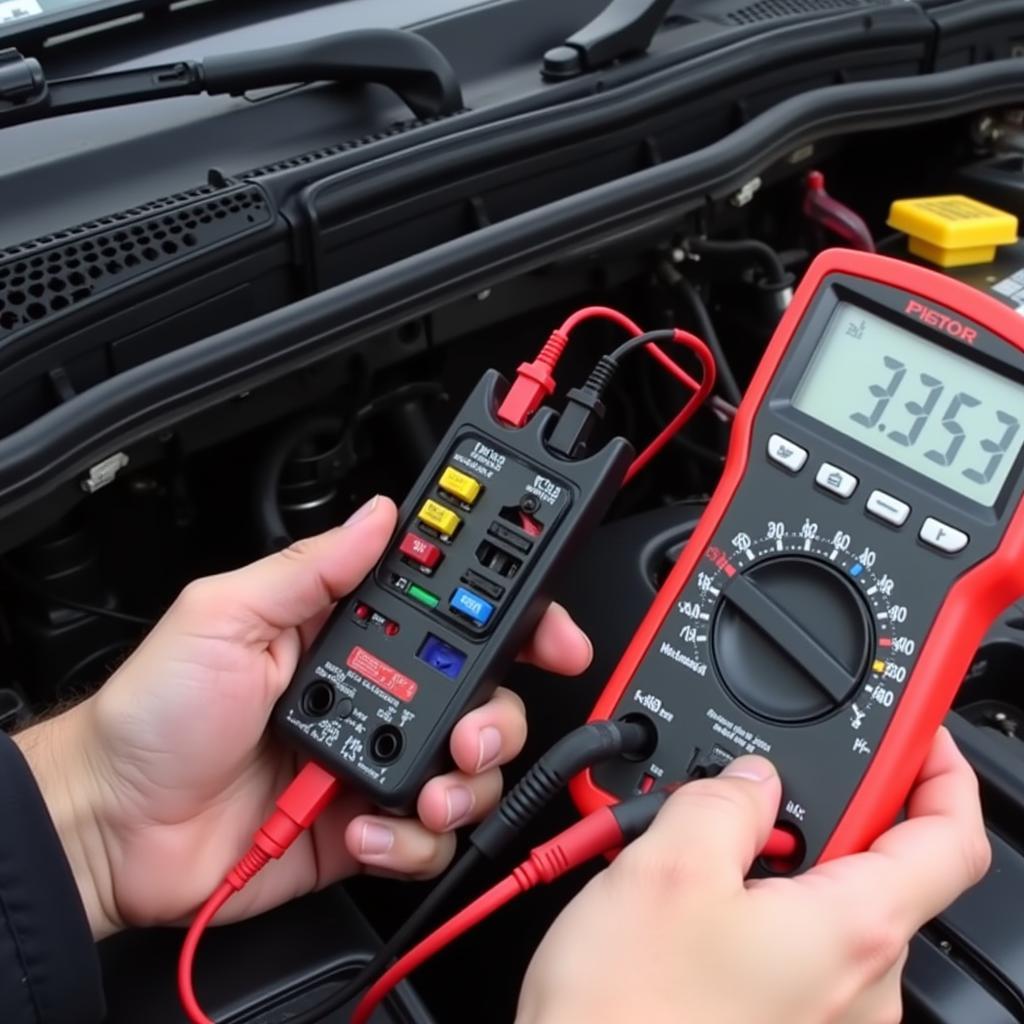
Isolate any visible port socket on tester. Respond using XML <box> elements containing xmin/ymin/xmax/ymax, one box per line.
<box><xmin>301</xmin><ymin>681</ymin><xmax>336</xmax><ymax>718</ymax></box>
<box><xmin>370</xmin><ymin>725</ymin><xmax>404</xmax><ymax>765</ymax></box>
<box><xmin>476</xmin><ymin>540</ymin><xmax>521</xmax><ymax>578</ymax></box>
<box><xmin>618</xmin><ymin>713</ymin><xmax>658</xmax><ymax>761</ymax></box>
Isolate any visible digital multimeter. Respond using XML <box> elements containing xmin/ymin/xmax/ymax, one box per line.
<box><xmin>573</xmin><ymin>249</ymin><xmax>1024</xmax><ymax>868</ymax></box>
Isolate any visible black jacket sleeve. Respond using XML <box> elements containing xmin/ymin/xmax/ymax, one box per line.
<box><xmin>0</xmin><ymin>731</ymin><xmax>105</xmax><ymax>1024</ymax></box>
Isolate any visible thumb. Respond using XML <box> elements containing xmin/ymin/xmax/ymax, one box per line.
<box><xmin>640</xmin><ymin>756</ymin><xmax>782</xmax><ymax>891</ymax></box>
<box><xmin>177</xmin><ymin>496</ymin><xmax>398</xmax><ymax>637</ymax></box>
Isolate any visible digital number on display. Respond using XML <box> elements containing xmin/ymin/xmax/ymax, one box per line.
<box><xmin>794</xmin><ymin>304</ymin><xmax>1024</xmax><ymax>506</ymax></box>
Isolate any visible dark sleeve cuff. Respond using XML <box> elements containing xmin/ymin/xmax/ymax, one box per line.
<box><xmin>0</xmin><ymin>731</ymin><xmax>106</xmax><ymax>1024</ymax></box>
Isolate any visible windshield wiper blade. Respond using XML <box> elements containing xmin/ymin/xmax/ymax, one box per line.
<box><xmin>0</xmin><ymin>27</ymin><xmax>462</xmax><ymax>129</ymax></box>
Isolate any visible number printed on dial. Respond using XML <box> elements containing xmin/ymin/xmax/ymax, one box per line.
<box><xmin>794</xmin><ymin>303</ymin><xmax>1024</xmax><ymax>506</ymax></box>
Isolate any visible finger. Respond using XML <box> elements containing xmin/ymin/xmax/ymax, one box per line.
<box><xmin>417</xmin><ymin>768</ymin><xmax>504</xmax><ymax>832</ymax></box>
<box><xmin>173</xmin><ymin>496</ymin><xmax>398</xmax><ymax>642</ymax></box>
<box><xmin>626</xmin><ymin>756</ymin><xmax>782</xmax><ymax>893</ymax></box>
<box><xmin>806</xmin><ymin>729</ymin><xmax>990</xmax><ymax>936</ymax></box>
<box><xmin>516</xmin><ymin>602</ymin><xmax>593</xmax><ymax>676</ymax></box>
<box><xmin>449</xmin><ymin>687</ymin><xmax>528</xmax><ymax>775</ymax></box>
<box><xmin>301</xmin><ymin>788</ymin><xmax>372</xmax><ymax>890</ymax></box>
<box><xmin>345</xmin><ymin>814</ymin><xmax>457</xmax><ymax>880</ymax></box>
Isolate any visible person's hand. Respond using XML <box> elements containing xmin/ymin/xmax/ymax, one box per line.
<box><xmin>518</xmin><ymin>728</ymin><xmax>990</xmax><ymax>1024</ymax></box>
<box><xmin>14</xmin><ymin>496</ymin><xmax>593</xmax><ymax>940</ymax></box>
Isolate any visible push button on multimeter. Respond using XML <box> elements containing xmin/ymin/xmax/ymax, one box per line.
<box><xmin>919</xmin><ymin>517</ymin><xmax>969</xmax><ymax>554</ymax></box>
<box><xmin>767</xmin><ymin>434</ymin><xmax>808</xmax><ymax>473</ymax></box>
<box><xmin>866</xmin><ymin>490</ymin><xmax>911</xmax><ymax>527</ymax></box>
<box><xmin>815</xmin><ymin>462</ymin><xmax>858</xmax><ymax>499</ymax></box>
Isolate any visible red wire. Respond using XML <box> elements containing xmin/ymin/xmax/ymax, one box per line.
<box><xmin>351</xmin><ymin>806</ymin><xmax>624</xmax><ymax>1024</ymax></box>
<box><xmin>352</xmin><ymin>803</ymin><xmax>796</xmax><ymax>1024</ymax></box>
<box><xmin>178</xmin><ymin>882</ymin><xmax>235</xmax><ymax>1024</ymax></box>
<box><xmin>496</xmin><ymin>305</ymin><xmax>713</xmax><ymax>430</ymax></box>
<box><xmin>554</xmin><ymin>307</ymin><xmax>720</xmax><ymax>481</ymax></box>
<box><xmin>351</xmin><ymin>876</ymin><xmax>522</xmax><ymax>1024</ymax></box>
<box><xmin>557</xmin><ymin>305</ymin><xmax>645</xmax><ymax>337</ymax></box>
<box><xmin>624</xmin><ymin>328</ymin><xmax>716</xmax><ymax>483</ymax></box>
<box><xmin>177</xmin><ymin>762</ymin><xmax>340</xmax><ymax>1024</ymax></box>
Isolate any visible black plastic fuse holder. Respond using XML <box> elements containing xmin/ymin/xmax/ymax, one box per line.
<box><xmin>273</xmin><ymin>370</ymin><xmax>633</xmax><ymax>808</ymax></box>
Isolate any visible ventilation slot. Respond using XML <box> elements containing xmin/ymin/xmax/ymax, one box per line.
<box><xmin>240</xmin><ymin>110</ymin><xmax>465</xmax><ymax>179</ymax></box>
<box><xmin>0</xmin><ymin>186</ymin><xmax>270</xmax><ymax>336</ymax></box>
<box><xmin>724</xmin><ymin>0</ymin><xmax>868</xmax><ymax>24</ymax></box>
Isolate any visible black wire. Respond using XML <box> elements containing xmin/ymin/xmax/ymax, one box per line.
<box><xmin>606</xmin><ymin>327</ymin><xmax>679</xmax><ymax>365</ymax></box>
<box><xmin>655</xmin><ymin>260</ymin><xmax>742</xmax><ymax>408</ymax></box>
<box><xmin>638</xmin><ymin>361</ymin><xmax>724</xmax><ymax>470</ymax></box>
<box><xmin>0</xmin><ymin>562</ymin><xmax>155</xmax><ymax>626</ymax></box>
<box><xmin>668</xmin><ymin>271</ymin><xmax>743</xmax><ymax>407</ymax></box>
<box><xmin>264</xmin><ymin>848</ymin><xmax>485</xmax><ymax>1024</ymax></box>
<box><xmin>35</xmin><ymin>595</ymin><xmax>154</xmax><ymax>627</ymax></box>
<box><xmin>686</xmin><ymin>236</ymin><xmax>788</xmax><ymax>286</ymax></box>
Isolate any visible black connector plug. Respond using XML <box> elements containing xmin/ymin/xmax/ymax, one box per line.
<box><xmin>610</xmin><ymin>790</ymin><xmax>670</xmax><ymax>843</ymax></box>
<box><xmin>547</xmin><ymin>355</ymin><xmax>619</xmax><ymax>460</ymax></box>
<box><xmin>470</xmin><ymin>717</ymin><xmax>652</xmax><ymax>859</ymax></box>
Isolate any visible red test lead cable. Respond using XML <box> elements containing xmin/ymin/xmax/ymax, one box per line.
<box><xmin>496</xmin><ymin>306</ymin><xmax>711</xmax><ymax>432</ymax></box>
<box><xmin>350</xmin><ymin>795</ymin><xmax>796</xmax><ymax>1024</ymax></box>
<box><xmin>622</xmin><ymin>327</ymin><xmax>715</xmax><ymax>482</ymax></box>
<box><xmin>178</xmin><ymin>761</ymin><xmax>340</xmax><ymax>1024</ymax></box>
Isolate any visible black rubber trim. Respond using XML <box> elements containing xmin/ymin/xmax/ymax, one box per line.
<box><xmin>297</xmin><ymin>3</ymin><xmax>927</xmax><ymax>285</ymax></box>
<box><xmin>1</xmin><ymin>59</ymin><xmax>1024</xmax><ymax>518</ymax></box>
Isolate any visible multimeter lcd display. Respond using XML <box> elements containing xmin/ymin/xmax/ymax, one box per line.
<box><xmin>793</xmin><ymin>302</ymin><xmax>1024</xmax><ymax>506</ymax></box>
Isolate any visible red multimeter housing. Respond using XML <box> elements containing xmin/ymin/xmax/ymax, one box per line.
<box><xmin>573</xmin><ymin>249</ymin><xmax>1024</xmax><ymax>868</ymax></box>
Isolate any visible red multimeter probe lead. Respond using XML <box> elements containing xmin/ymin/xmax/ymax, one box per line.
<box><xmin>574</xmin><ymin>249</ymin><xmax>1024</xmax><ymax>867</ymax></box>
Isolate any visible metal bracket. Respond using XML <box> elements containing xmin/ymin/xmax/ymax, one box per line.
<box><xmin>80</xmin><ymin>452</ymin><xmax>129</xmax><ymax>494</ymax></box>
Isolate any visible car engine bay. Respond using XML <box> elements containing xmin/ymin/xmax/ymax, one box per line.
<box><xmin>5</xmin><ymin>0</ymin><xmax>1024</xmax><ymax>1020</ymax></box>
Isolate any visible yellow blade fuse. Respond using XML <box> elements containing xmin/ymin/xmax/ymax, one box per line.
<box><xmin>888</xmin><ymin>195</ymin><xmax>1019</xmax><ymax>268</ymax></box>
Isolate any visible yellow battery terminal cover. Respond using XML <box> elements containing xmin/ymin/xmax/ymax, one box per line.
<box><xmin>438</xmin><ymin>466</ymin><xmax>482</xmax><ymax>505</ymax></box>
<box><xmin>887</xmin><ymin>195</ymin><xmax>1018</xmax><ymax>268</ymax></box>
<box><xmin>417</xmin><ymin>499</ymin><xmax>461</xmax><ymax>538</ymax></box>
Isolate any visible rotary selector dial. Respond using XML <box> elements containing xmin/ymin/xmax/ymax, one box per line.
<box><xmin>670</xmin><ymin>517</ymin><xmax>914</xmax><ymax>739</ymax></box>
<box><xmin>713</xmin><ymin>557</ymin><xmax>872</xmax><ymax>722</ymax></box>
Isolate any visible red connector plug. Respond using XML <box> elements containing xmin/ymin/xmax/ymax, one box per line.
<box><xmin>497</xmin><ymin>328</ymin><xmax>568</xmax><ymax>427</ymax></box>
<box><xmin>178</xmin><ymin>761</ymin><xmax>340</xmax><ymax>1024</ymax></box>
<box><xmin>496</xmin><ymin>306</ymin><xmax>653</xmax><ymax>428</ymax></box>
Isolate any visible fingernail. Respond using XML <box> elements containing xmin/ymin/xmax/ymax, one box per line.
<box><xmin>721</xmin><ymin>756</ymin><xmax>776</xmax><ymax>783</ymax></box>
<box><xmin>582</xmin><ymin>630</ymin><xmax>594</xmax><ymax>666</ymax></box>
<box><xmin>343</xmin><ymin>495</ymin><xmax>379</xmax><ymax>528</ymax></box>
<box><xmin>445</xmin><ymin>786</ymin><xmax>475</xmax><ymax>828</ymax></box>
<box><xmin>476</xmin><ymin>726</ymin><xmax>503</xmax><ymax>772</ymax></box>
<box><xmin>359</xmin><ymin>821</ymin><xmax>394</xmax><ymax>856</ymax></box>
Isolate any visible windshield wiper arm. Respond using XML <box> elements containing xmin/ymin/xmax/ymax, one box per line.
<box><xmin>0</xmin><ymin>27</ymin><xmax>462</xmax><ymax>129</ymax></box>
